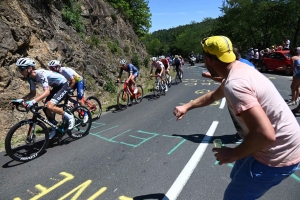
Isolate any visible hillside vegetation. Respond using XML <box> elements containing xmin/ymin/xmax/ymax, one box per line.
<box><xmin>0</xmin><ymin>0</ymin><xmax>152</xmax><ymax>141</ymax></box>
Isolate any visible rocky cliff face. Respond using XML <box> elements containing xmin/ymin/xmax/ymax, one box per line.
<box><xmin>0</xmin><ymin>0</ymin><xmax>148</xmax><ymax>140</ymax></box>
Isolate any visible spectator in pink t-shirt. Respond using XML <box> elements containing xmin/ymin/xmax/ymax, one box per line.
<box><xmin>173</xmin><ymin>36</ymin><xmax>300</xmax><ymax>200</ymax></box>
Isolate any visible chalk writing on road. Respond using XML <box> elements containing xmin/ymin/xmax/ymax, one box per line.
<box><xmin>89</xmin><ymin>122</ymin><xmax>187</xmax><ymax>155</ymax></box>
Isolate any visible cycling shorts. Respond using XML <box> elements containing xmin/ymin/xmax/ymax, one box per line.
<box><xmin>132</xmin><ymin>72</ymin><xmax>139</xmax><ymax>79</ymax></box>
<box><xmin>155</xmin><ymin>69</ymin><xmax>165</xmax><ymax>77</ymax></box>
<box><xmin>164</xmin><ymin>64</ymin><xmax>169</xmax><ymax>70</ymax></box>
<box><xmin>74</xmin><ymin>79</ymin><xmax>85</xmax><ymax>100</ymax></box>
<box><xmin>46</xmin><ymin>82</ymin><xmax>69</xmax><ymax>105</ymax></box>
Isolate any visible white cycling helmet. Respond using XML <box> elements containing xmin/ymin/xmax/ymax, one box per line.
<box><xmin>48</xmin><ymin>60</ymin><xmax>61</xmax><ymax>71</ymax></box>
<box><xmin>16</xmin><ymin>58</ymin><xmax>36</xmax><ymax>68</ymax></box>
<box><xmin>120</xmin><ymin>59</ymin><xmax>127</xmax><ymax>65</ymax></box>
<box><xmin>160</xmin><ymin>55</ymin><xmax>165</xmax><ymax>59</ymax></box>
<box><xmin>175</xmin><ymin>55</ymin><xmax>179</xmax><ymax>58</ymax></box>
<box><xmin>151</xmin><ymin>57</ymin><xmax>157</xmax><ymax>62</ymax></box>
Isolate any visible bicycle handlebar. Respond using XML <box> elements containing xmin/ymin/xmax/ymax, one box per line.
<box><xmin>11</xmin><ymin>102</ymin><xmax>44</xmax><ymax>114</ymax></box>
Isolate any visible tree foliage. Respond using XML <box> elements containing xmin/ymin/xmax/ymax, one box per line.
<box><xmin>143</xmin><ymin>0</ymin><xmax>300</xmax><ymax>57</ymax></box>
<box><xmin>106</xmin><ymin>0</ymin><xmax>151</xmax><ymax>37</ymax></box>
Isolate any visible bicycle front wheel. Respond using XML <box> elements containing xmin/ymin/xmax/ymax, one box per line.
<box><xmin>135</xmin><ymin>85</ymin><xmax>144</xmax><ymax>103</ymax></box>
<box><xmin>85</xmin><ymin>96</ymin><xmax>102</xmax><ymax>121</ymax></box>
<box><xmin>5</xmin><ymin>120</ymin><xmax>49</xmax><ymax>162</ymax></box>
<box><xmin>67</xmin><ymin>106</ymin><xmax>92</xmax><ymax>139</ymax></box>
<box><xmin>117</xmin><ymin>89</ymin><xmax>129</xmax><ymax>109</ymax></box>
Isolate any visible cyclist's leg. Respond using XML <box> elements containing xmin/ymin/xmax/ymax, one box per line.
<box><xmin>76</xmin><ymin>81</ymin><xmax>84</xmax><ymax>107</ymax></box>
<box><xmin>46</xmin><ymin>82</ymin><xmax>74</xmax><ymax>130</ymax></box>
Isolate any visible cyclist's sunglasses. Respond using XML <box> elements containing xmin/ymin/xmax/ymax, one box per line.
<box><xmin>18</xmin><ymin>66</ymin><xmax>27</xmax><ymax>72</ymax></box>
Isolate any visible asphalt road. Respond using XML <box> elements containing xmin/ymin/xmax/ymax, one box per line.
<box><xmin>0</xmin><ymin>63</ymin><xmax>299</xmax><ymax>200</ymax></box>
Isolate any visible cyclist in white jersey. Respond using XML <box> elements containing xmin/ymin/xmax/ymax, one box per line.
<box><xmin>150</xmin><ymin>57</ymin><xmax>168</xmax><ymax>91</ymax></box>
<box><xmin>47</xmin><ymin>60</ymin><xmax>88</xmax><ymax>123</ymax></box>
<box><xmin>10</xmin><ymin>58</ymin><xmax>75</xmax><ymax>139</ymax></box>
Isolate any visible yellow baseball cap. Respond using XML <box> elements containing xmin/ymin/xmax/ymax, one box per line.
<box><xmin>201</xmin><ymin>36</ymin><xmax>236</xmax><ymax>63</ymax></box>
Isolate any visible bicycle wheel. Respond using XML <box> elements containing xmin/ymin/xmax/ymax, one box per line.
<box><xmin>152</xmin><ymin>82</ymin><xmax>159</xmax><ymax>98</ymax></box>
<box><xmin>5</xmin><ymin>120</ymin><xmax>49</xmax><ymax>162</ymax></box>
<box><xmin>135</xmin><ymin>85</ymin><xmax>144</xmax><ymax>103</ymax></box>
<box><xmin>180</xmin><ymin>70</ymin><xmax>183</xmax><ymax>80</ymax></box>
<box><xmin>85</xmin><ymin>96</ymin><xmax>102</xmax><ymax>121</ymax></box>
<box><xmin>117</xmin><ymin>89</ymin><xmax>129</xmax><ymax>109</ymax></box>
<box><xmin>67</xmin><ymin>106</ymin><xmax>92</xmax><ymax>139</ymax></box>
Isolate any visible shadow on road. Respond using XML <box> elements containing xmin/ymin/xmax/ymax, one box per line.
<box><xmin>130</xmin><ymin>193</ymin><xmax>166</xmax><ymax>200</ymax></box>
<box><xmin>172</xmin><ymin>133</ymin><xmax>237</xmax><ymax>145</ymax></box>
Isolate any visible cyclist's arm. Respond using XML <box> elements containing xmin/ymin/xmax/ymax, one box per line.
<box><xmin>34</xmin><ymin>88</ymin><xmax>51</xmax><ymax>103</ymax></box>
<box><xmin>21</xmin><ymin>90</ymin><xmax>36</xmax><ymax>101</ymax></box>
<box><xmin>69</xmin><ymin>78</ymin><xmax>76</xmax><ymax>89</ymax></box>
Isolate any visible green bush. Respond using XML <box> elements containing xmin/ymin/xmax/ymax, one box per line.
<box><xmin>107</xmin><ymin>41</ymin><xmax>118</xmax><ymax>54</ymax></box>
<box><xmin>62</xmin><ymin>0</ymin><xmax>84</xmax><ymax>33</ymax></box>
<box><xmin>103</xmin><ymin>78</ymin><xmax>117</xmax><ymax>93</ymax></box>
<box><xmin>131</xmin><ymin>53</ymin><xmax>140</xmax><ymax>69</ymax></box>
<box><xmin>87</xmin><ymin>35</ymin><xmax>101</xmax><ymax>48</ymax></box>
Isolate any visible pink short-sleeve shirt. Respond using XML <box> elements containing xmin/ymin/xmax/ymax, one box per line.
<box><xmin>224</xmin><ymin>61</ymin><xmax>300</xmax><ymax>167</ymax></box>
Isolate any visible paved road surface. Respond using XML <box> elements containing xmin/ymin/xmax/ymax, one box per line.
<box><xmin>0</xmin><ymin>63</ymin><xmax>299</xmax><ymax>200</ymax></box>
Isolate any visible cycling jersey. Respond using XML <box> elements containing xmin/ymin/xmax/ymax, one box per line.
<box><xmin>60</xmin><ymin>67</ymin><xmax>83</xmax><ymax>82</ymax></box>
<box><xmin>161</xmin><ymin>58</ymin><xmax>169</xmax><ymax>66</ymax></box>
<box><xmin>27</xmin><ymin>69</ymin><xmax>67</xmax><ymax>91</ymax></box>
<box><xmin>119</xmin><ymin>64</ymin><xmax>139</xmax><ymax>77</ymax></box>
<box><xmin>151</xmin><ymin>61</ymin><xmax>164</xmax><ymax>70</ymax></box>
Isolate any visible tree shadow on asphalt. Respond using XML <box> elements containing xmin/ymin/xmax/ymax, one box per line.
<box><xmin>172</xmin><ymin>133</ymin><xmax>237</xmax><ymax>145</ymax></box>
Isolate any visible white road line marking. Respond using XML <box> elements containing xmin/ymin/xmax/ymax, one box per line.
<box><xmin>219</xmin><ymin>98</ymin><xmax>226</xmax><ymax>109</ymax></box>
<box><xmin>162</xmin><ymin>121</ymin><xmax>219</xmax><ymax>200</ymax></box>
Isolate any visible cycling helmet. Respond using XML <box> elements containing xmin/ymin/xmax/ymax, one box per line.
<box><xmin>16</xmin><ymin>58</ymin><xmax>36</xmax><ymax>68</ymax></box>
<box><xmin>160</xmin><ymin>55</ymin><xmax>165</xmax><ymax>59</ymax></box>
<box><xmin>120</xmin><ymin>59</ymin><xmax>127</xmax><ymax>65</ymax></box>
<box><xmin>151</xmin><ymin>57</ymin><xmax>157</xmax><ymax>62</ymax></box>
<box><xmin>175</xmin><ymin>55</ymin><xmax>179</xmax><ymax>58</ymax></box>
<box><xmin>48</xmin><ymin>60</ymin><xmax>61</xmax><ymax>71</ymax></box>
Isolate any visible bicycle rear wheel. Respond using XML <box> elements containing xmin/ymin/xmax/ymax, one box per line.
<box><xmin>117</xmin><ymin>89</ymin><xmax>129</xmax><ymax>109</ymax></box>
<box><xmin>67</xmin><ymin>106</ymin><xmax>92</xmax><ymax>139</ymax></box>
<box><xmin>152</xmin><ymin>82</ymin><xmax>159</xmax><ymax>98</ymax></box>
<box><xmin>5</xmin><ymin>120</ymin><xmax>49</xmax><ymax>162</ymax></box>
<box><xmin>135</xmin><ymin>85</ymin><xmax>144</xmax><ymax>103</ymax></box>
<box><xmin>159</xmin><ymin>81</ymin><xmax>166</xmax><ymax>96</ymax></box>
<box><xmin>85</xmin><ymin>96</ymin><xmax>102</xmax><ymax>121</ymax></box>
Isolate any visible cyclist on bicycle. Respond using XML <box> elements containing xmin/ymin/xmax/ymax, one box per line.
<box><xmin>47</xmin><ymin>60</ymin><xmax>88</xmax><ymax>123</ymax></box>
<box><xmin>174</xmin><ymin>55</ymin><xmax>183</xmax><ymax>79</ymax></box>
<box><xmin>10</xmin><ymin>58</ymin><xmax>75</xmax><ymax>139</ymax></box>
<box><xmin>117</xmin><ymin>59</ymin><xmax>139</xmax><ymax>95</ymax></box>
<box><xmin>150</xmin><ymin>57</ymin><xmax>168</xmax><ymax>92</ymax></box>
<box><xmin>159</xmin><ymin>55</ymin><xmax>171</xmax><ymax>83</ymax></box>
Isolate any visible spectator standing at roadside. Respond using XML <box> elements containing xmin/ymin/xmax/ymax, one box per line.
<box><xmin>283</xmin><ymin>37</ymin><xmax>290</xmax><ymax>50</ymax></box>
<box><xmin>287</xmin><ymin>47</ymin><xmax>300</xmax><ymax>106</ymax></box>
<box><xmin>202</xmin><ymin>47</ymin><xmax>255</xmax><ymax>144</ymax></box>
<box><xmin>174</xmin><ymin>35</ymin><xmax>300</xmax><ymax>200</ymax></box>
<box><xmin>253</xmin><ymin>49</ymin><xmax>259</xmax><ymax>68</ymax></box>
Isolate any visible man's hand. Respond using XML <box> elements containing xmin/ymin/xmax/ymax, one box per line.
<box><xmin>173</xmin><ymin>105</ymin><xmax>188</xmax><ymax>121</ymax></box>
<box><xmin>202</xmin><ymin>72</ymin><xmax>212</xmax><ymax>78</ymax></box>
<box><xmin>25</xmin><ymin>99</ymin><xmax>36</xmax><ymax>108</ymax></box>
<box><xmin>212</xmin><ymin>147</ymin><xmax>237</xmax><ymax>165</ymax></box>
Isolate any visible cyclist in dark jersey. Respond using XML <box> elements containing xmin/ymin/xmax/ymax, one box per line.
<box><xmin>117</xmin><ymin>59</ymin><xmax>139</xmax><ymax>94</ymax></box>
<box><xmin>10</xmin><ymin>58</ymin><xmax>75</xmax><ymax>139</ymax></box>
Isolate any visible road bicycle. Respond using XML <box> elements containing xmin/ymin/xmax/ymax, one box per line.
<box><xmin>116</xmin><ymin>81</ymin><xmax>143</xmax><ymax>110</ymax></box>
<box><xmin>65</xmin><ymin>91</ymin><xmax>102</xmax><ymax>121</ymax></box>
<box><xmin>175</xmin><ymin>68</ymin><xmax>183</xmax><ymax>84</ymax></box>
<box><xmin>5</xmin><ymin>102</ymin><xmax>92</xmax><ymax>162</ymax></box>
<box><xmin>150</xmin><ymin>74</ymin><xmax>166</xmax><ymax>97</ymax></box>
